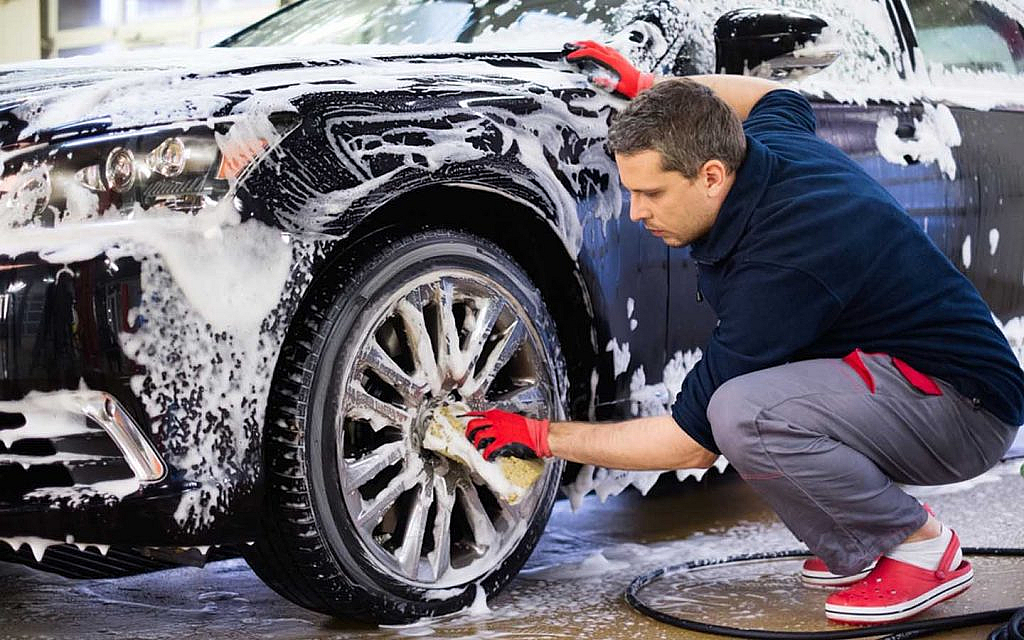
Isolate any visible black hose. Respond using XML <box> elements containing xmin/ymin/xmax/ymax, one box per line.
<box><xmin>625</xmin><ymin>547</ymin><xmax>1024</xmax><ymax>640</ymax></box>
<box><xmin>988</xmin><ymin>606</ymin><xmax>1024</xmax><ymax>640</ymax></box>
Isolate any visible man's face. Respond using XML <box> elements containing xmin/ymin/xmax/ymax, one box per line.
<box><xmin>615</xmin><ymin>150</ymin><xmax>729</xmax><ymax>248</ymax></box>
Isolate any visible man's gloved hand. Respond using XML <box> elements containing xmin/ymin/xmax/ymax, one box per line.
<box><xmin>564</xmin><ymin>40</ymin><xmax>655</xmax><ymax>99</ymax></box>
<box><xmin>464</xmin><ymin>409</ymin><xmax>552</xmax><ymax>461</ymax></box>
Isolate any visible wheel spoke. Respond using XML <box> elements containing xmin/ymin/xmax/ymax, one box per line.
<box><xmin>460</xmin><ymin>319</ymin><xmax>526</xmax><ymax>400</ymax></box>
<box><xmin>345</xmin><ymin>380</ymin><xmax>412</xmax><ymax>432</ymax></box>
<box><xmin>435</xmin><ymin>279</ymin><xmax>466</xmax><ymax>384</ymax></box>
<box><xmin>346</xmin><ymin>441</ymin><xmax>405</xmax><ymax>489</ymax></box>
<box><xmin>489</xmin><ymin>382</ymin><xmax>547</xmax><ymax>416</ymax></box>
<box><xmin>361</xmin><ymin>340</ymin><xmax>428</xmax><ymax>405</ymax></box>
<box><xmin>397</xmin><ymin>298</ymin><xmax>443</xmax><ymax>395</ymax></box>
<box><xmin>428</xmin><ymin>474</ymin><xmax>457</xmax><ymax>581</ymax></box>
<box><xmin>459</xmin><ymin>483</ymin><xmax>497</xmax><ymax>549</ymax></box>
<box><xmin>461</xmin><ymin>298</ymin><xmax>502</xmax><ymax>382</ymax></box>
<box><xmin>357</xmin><ymin>460</ymin><xmax>422</xmax><ymax>531</ymax></box>
<box><xmin>396</xmin><ymin>479</ymin><xmax>434</xmax><ymax>578</ymax></box>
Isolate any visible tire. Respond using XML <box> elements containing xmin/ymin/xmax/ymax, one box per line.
<box><xmin>245</xmin><ymin>229</ymin><xmax>567</xmax><ymax>623</ymax></box>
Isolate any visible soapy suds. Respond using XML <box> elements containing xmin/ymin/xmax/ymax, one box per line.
<box><xmin>2</xmin><ymin>53</ymin><xmax>625</xmax><ymax>260</ymax></box>
<box><xmin>422</xmin><ymin>586</ymin><xmax>471</xmax><ymax>602</ymax></box>
<box><xmin>874</xmin><ymin>103</ymin><xmax>962</xmax><ymax>180</ymax></box>
<box><xmin>562</xmin><ymin>455</ymin><xmax>729</xmax><ymax>511</ymax></box>
<box><xmin>564</xmin><ymin>348</ymin><xmax>717</xmax><ymax>508</ymax></box>
<box><xmin>903</xmin><ymin>462</ymin><xmax>1014</xmax><ymax>498</ymax></box>
<box><xmin>2</xmin><ymin>104</ymin><xmax>322</xmax><ymax>531</ymax></box>
<box><xmin>605</xmin><ymin>338</ymin><xmax>631</xmax><ymax>378</ymax></box>
<box><xmin>628</xmin><ymin>349</ymin><xmax>703</xmax><ymax>418</ymax></box>
<box><xmin>0</xmin><ymin>452</ymin><xmax>96</xmax><ymax>470</ymax></box>
<box><xmin>24</xmin><ymin>478</ymin><xmax>141</xmax><ymax>507</ymax></box>
<box><xmin>0</xmin><ymin>537</ymin><xmax>63</xmax><ymax>562</ymax></box>
<box><xmin>0</xmin><ymin>387</ymin><xmax>99</xmax><ymax>449</ymax></box>
<box><xmin>120</xmin><ymin>234</ymin><xmax>316</xmax><ymax>531</ymax></box>
<box><xmin>2</xmin><ymin>461</ymin><xmax>1020</xmax><ymax>637</ymax></box>
<box><xmin>0</xmin><ymin>386</ymin><xmax>146</xmax><ymax>506</ymax></box>
<box><xmin>519</xmin><ymin>549</ymin><xmax>630</xmax><ymax>580</ymax></box>
<box><xmin>0</xmin><ymin>535</ymin><xmax>115</xmax><ymax>562</ymax></box>
<box><xmin>963</xmin><ymin>234</ymin><xmax>973</xmax><ymax>270</ymax></box>
<box><xmin>990</xmin><ymin>228</ymin><xmax>1000</xmax><ymax>256</ymax></box>
<box><xmin>467</xmin><ymin>583</ymin><xmax>491</xmax><ymax>617</ymax></box>
<box><xmin>72</xmin><ymin>542</ymin><xmax>111</xmax><ymax>556</ymax></box>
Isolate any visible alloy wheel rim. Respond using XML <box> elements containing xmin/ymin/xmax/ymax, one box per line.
<box><xmin>335</xmin><ymin>269</ymin><xmax>557</xmax><ymax>588</ymax></box>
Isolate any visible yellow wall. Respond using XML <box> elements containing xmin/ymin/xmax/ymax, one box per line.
<box><xmin>0</xmin><ymin>0</ymin><xmax>42</xmax><ymax>63</ymax></box>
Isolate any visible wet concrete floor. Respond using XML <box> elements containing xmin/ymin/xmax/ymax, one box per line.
<box><xmin>1</xmin><ymin>460</ymin><xmax>1023</xmax><ymax>639</ymax></box>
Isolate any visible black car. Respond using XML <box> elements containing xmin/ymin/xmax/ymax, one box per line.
<box><xmin>0</xmin><ymin>0</ymin><xmax>1021</xmax><ymax>623</ymax></box>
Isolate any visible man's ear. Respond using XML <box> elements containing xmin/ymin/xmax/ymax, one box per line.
<box><xmin>700</xmin><ymin>160</ymin><xmax>729</xmax><ymax>197</ymax></box>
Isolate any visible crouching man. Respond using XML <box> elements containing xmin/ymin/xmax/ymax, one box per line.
<box><xmin>464</xmin><ymin>41</ymin><xmax>1024</xmax><ymax>624</ymax></box>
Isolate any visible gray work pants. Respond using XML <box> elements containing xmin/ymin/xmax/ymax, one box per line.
<box><xmin>708</xmin><ymin>353</ymin><xmax>1017</xmax><ymax>575</ymax></box>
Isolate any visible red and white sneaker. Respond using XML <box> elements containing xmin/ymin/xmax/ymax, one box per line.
<box><xmin>801</xmin><ymin>557</ymin><xmax>877</xmax><ymax>587</ymax></box>
<box><xmin>824</xmin><ymin>530</ymin><xmax>973</xmax><ymax>624</ymax></box>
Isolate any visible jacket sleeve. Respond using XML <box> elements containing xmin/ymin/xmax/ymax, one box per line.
<box><xmin>744</xmin><ymin>89</ymin><xmax>817</xmax><ymax>135</ymax></box>
<box><xmin>671</xmin><ymin>261</ymin><xmax>842</xmax><ymax>454</ymax></box>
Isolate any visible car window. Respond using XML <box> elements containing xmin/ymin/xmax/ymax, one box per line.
<box><xmin>221</xmin><ymin>0</ymin><xmax>621</xmax><ymax>47</ymax></box>
<box><xmin>906</xmin><ymin>0</ymin><xmax>1024</xmax><ymax>74</ymax></box>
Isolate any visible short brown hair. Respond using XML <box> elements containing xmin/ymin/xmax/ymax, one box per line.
<box><xmin>608</xmin><ymin>78</ymin><xmax>746</xmax><ymax>178</ymax></box>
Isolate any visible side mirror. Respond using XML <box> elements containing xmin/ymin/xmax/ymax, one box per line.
<box><xmin>714</xmin><ymin>9</ymin><xmax>840</xmax><ymax>78</ymax></box>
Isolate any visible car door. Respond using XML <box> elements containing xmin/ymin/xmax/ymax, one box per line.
<box><xmin>896</xmin><ymin>0</ymin><xmax>1024</xmax><ymax>324</ymax></box>
<box><xmin>578</xmin><ymin>159</ymin><xmax>671</xmax><ymax>422</ymax></box>
<box><xmin>804</xmin><ymin>0</ymin><xmax>968</xmax><ymax>265</ymax></box>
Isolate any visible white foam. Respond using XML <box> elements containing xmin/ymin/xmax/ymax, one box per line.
<box><xmin>605</xmin><ymin>338</ymin><xmax>631</xmax><ymax>378</ymax></box>
<box><xmin>874</xmin><ymin>103</ymin><xmax>962</xmax><ymax>181</ymax></box>
<box><xmin>0</xmin><ymin>536</ymin><xmax>62</xmax><ymax>562</ymax></box>
<box><xmin>628</xmin><ymin>349</ymin><xmax>702</xmax><ymax>418</ymax></box>
<box><xmin>467</xmin><ymin>583</ymin><xmax>490</xmax><ymax>617</ymax></box>
<box><xmin>0</xmin><ymin>388</ymin><xmax>97</xmax><ymax>448</ymax></box>
<box><xmin>519</xmin><ymin>549</ymin><xmax>630</xmax><ymax>580</ymax></box>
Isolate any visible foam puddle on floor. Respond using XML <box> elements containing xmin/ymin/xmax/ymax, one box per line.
<box><xmin>634</xmin><ymin>554</ymin><xmax>1024</xmax><ymax>634</ymax></box>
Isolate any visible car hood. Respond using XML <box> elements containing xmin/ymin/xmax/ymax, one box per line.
<box><xmin>0</xmin><ymin>44</ymin><xmax>568</xmax><ymax>147</ymax></box>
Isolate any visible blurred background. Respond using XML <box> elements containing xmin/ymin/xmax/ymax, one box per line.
<box><xmin>0</xmin><ymin>0</ymin><xmax>294</xmax><ymax>63</ymax></box>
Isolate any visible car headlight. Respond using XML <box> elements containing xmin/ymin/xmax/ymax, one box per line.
<box><xmin>0</xmin><ymin>116</ymin><xmax>291</xmax><ymax>228</ymax></box>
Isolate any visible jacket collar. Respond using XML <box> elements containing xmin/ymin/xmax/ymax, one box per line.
<box><xmin>689</xmin><ymin>136</ymin><xmax>773</xmax><ymax>264</ymax></box>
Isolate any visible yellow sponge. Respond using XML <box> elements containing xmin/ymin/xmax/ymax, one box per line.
<box><xmin>422</xmin><ymin>402</ymin><xmax>544</xmax><ymax>505</ymax></box>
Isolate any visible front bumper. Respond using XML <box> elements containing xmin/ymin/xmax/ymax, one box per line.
<box><xmin>0</xmin><ymin>253</ymin><xmax>258</xmax><ymax>545</ymax></box>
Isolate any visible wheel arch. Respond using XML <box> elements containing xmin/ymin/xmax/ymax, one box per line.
<box><xmin>288</xmin><ymin>183</ymin><xmax>600</xmax><ymax>422</ymax></box>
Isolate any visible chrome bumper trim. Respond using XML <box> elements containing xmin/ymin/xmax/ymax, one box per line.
<box><xmin>80</xmin><ymin>393</ymin><xmax>166</xmax><ymax>483</ymax></box>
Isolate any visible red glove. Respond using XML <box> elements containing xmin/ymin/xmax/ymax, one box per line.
<box><xmin>464</xmin><ymin>409</ymin><xmax>552</xmax><ymax>461</ymax></box>
<box><xmin>564</xmin><ymin>40</ymin><xmax>655</xmax><ymax>99</ymax></box>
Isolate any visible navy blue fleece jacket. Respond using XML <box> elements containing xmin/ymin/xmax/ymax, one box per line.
<box><xmin>670</xmin><ymin>89</ymin><xmax>1024</xmax><ymax>454</ymax></box>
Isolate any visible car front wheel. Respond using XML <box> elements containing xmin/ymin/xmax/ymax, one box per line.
<box><xmin>246</xmin><ymin>228</ymin><xmax>566</xmax><ymax>622</ymax></box>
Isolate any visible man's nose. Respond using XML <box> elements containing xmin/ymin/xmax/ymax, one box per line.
<box><xmin>629</xmin><ymin>200</ymin><xmax>647</xmax><ymax>222</ymax></box>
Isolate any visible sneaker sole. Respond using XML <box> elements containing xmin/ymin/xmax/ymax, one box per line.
<box><xmin>824</xmin><ymin>567</ymin><xmax>974</xmax><ymax>624</ymax></box>
<box><xmin>801</xmin><ymin>566</ymin><xmax>874</xmax><ymax>588</ymax></box>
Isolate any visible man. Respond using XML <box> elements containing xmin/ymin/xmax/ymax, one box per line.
<box><xmin>464</xmin><ymin>41</ymin><xmax>1024</xmax><ymax>624</ymax></box>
